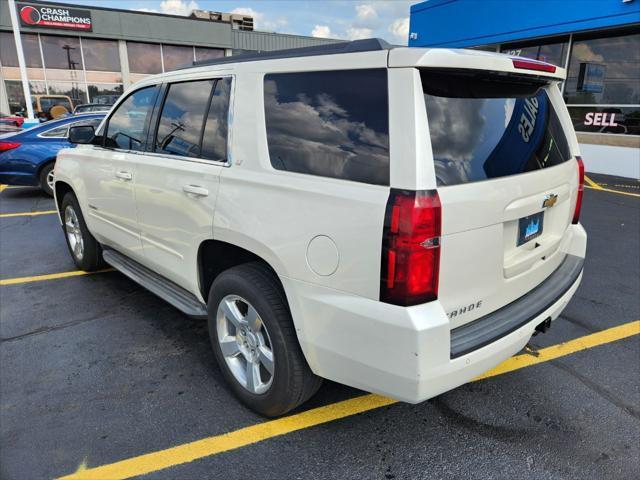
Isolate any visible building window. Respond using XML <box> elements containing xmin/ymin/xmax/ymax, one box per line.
<box><xmin>40</xmin><ymin>35</ymin><xmax>82</xmax><ymax>70</ymax></box>
<box><xmin>47</xmin><ymin>81</ymin><xmax>87</xmax><ymax>107</ymax></box>
<box><xmin>4</xmin><ymin>80</ymin><xmax>46</xmax><ymax>114</ymax></box>
<box><xmin>195</xmin><ymin>47</ymin><xmax>225</xmax><ymax>62</ymax></box>
<box><xmin>564</xmin><ymin>31</ymin><xmax>640</xmax><ymax>105</ymax></box>
<box><xmin>501</xmin><ymin>36</ymin><xmax>569</xmax><ymax>67</ymax></box>
<box><xmin>564</xmin><ymin>30</ymin><xmax>639</xmax><ymax>136</ymax></box>
<box><xmin>127</xmin><ymin>42</ymin><xmax>162</xmax><ymax>74</ymax></box>
<box><xmin>0</xmin><ymin>32</ymin><xmax>42</xmax><ymax>68</ymax></box>
<box><xmin>162</xmin><ymin>44</ymin><xmax>194</xmax><ymax>71</ymax></box>
<box><xmin>82</xmin><ymin>38</ymin><xmax>120</xmax><ymax>72</ymax></box>
<box><xmin>87</xmin><ymin>84</ymin><xmax>123</xmax><ymax>105</ymax></box>
<box><xmin>264</xmin><ymin>69</ymin><xmax>390</xmax><ymax>186</ymax></box>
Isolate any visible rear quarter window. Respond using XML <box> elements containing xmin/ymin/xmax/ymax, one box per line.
<box><xmin>264</xmin><ymin>69</ymin><xmax>390</xmax><ymax>186</ymax></box>
<box><xmin>422</xmin><ymin>70</ymin><xmax>571</xmax><ymax>186</ymax></box>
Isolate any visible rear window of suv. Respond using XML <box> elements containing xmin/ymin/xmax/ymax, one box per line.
<box><xmin>264</xmin><ymin>69</ymin><xmax>390</xmax><ymax>186</ymax></box>
<box><xmin>421</xmin><ymin>69</ymin><xmax>571</xmax><ymax>186</ymax></box>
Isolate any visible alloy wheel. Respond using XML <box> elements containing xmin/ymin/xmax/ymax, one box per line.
<box><xmin>64</xmin><ymin>205</ymin><xmax>84</xmax><ymax>261</ymax></box>
<box><xmin>216</xmin><ymin>294</ymin><xmax>275</xmax><ymax>394</ymax></box>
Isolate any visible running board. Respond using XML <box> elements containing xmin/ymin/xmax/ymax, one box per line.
<box><xmin>102</xmin><ymin>249</ymin><xmax>208</xmax><ymax>319</ymax></box>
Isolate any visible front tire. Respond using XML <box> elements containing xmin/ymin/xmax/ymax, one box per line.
<box><xmin>61</xmin><ymin>192</ymin><xmax>103</xmax><ymax>271</ymax></box>
<box><xmin>208</xmin><ymin>262</ymin><xmax>322</xmax><ymax>417</ymax></box>
<box><xmin>40</xmin><ymin>163</ymin><xmax>55</xmax><ymax>197</ymax></box>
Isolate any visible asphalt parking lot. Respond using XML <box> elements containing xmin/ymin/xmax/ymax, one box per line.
<box><xmin>1</xmin><ymin>173</ymin><xmax>638</xmax><ymax>480</ymax></box>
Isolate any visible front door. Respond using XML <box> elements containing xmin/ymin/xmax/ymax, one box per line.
<box><xmin>83</xmin><ymin>85</ymin><xmax>160</xmax><ymax>260</ymax></box>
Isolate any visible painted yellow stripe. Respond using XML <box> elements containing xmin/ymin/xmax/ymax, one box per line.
<box><xmin>57</xmin><ymin>320</ymin><xmax>640</xmax><ymax>480</ymax></box>
<box><xmin>0</xmin><ymin>210</ymin><xmax>57</xmax><ymax>218</ymax></box>
<box><xmin>585</xmin><ymin>185</ymin><xmax>640</xmax><ymax>198</ymax></box>
<box><xmin>0</xmin><ymin>184</ymin><xmax>7</xmax><ymax>193</ymax></box>
<box><xmin>0</xmin><ymin>268</ymin><xmax>113</xmax><ymax>286</ymax></box>
<box><xmin>583</xmin><ymin>175</ymin><xmax>603</xmax><ymax>189</ymax></box>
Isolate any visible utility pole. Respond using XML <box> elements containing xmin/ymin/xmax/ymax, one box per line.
<box><xmin>7</xmin><ymin>0</ymin><xmax>35</xmax><ymax>120</ymax></box>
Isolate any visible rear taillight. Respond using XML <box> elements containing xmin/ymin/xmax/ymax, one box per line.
<box><xmin>0</xmin><ymin>141</ymin><xmax>21</xmax><ymax>152</ymax></box>
<box><xmin>512</xmin><ymin>58</ymin><xmax>557</xmax><ymax>73</ymax></box>
<box><xmin>381</xmin><ymin>189</ymin><xmax>441</xmax><ymax>306</ymax></box>
<box><xmin>572</xmin><ymin>156</ymin><xmax>585</xmax><ymax>224</ymax></box>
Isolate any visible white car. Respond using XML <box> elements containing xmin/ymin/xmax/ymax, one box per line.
<box><xmin>54</xmin><ymin>39</ymin><xmax>586</xmax><ymax>416</ymax></box>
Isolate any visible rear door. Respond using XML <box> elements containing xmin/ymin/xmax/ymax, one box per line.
<box><xmin>419</xmin><ymin>69</ymin><xmax>580</xmax><ymax>328</ymax></box>
<box><xmin>133</xmin><ymin>77</ymin><xmax>232</xmax><ymax>295</ymax></box>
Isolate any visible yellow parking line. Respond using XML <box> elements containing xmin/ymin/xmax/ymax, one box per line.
<box><xmin>585</xmin><ymin>185</ymin><xmax>640</xmax><ymax>198</ymax></box>
<box><xmin>0</xmin><ymin>268</ymin><xmax>113</xmax><ymax>286</ymax></box>
<box><xmin>57</xmin><ymin>320</ymin><xmax>640</xmax><ymax>480</ymax></box>
<box><xmin>583</xmin><ymin>175</ymin><xmax>603</xmax><ymax>189</ymax></box>
<box><xmin>0</xmin><ymin>210</ymin><xmax>57</xmax><ymax>218</ymax></box>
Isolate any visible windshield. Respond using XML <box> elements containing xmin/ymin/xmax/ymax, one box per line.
<box><xmin>422</xmin><ymin>70</ymin><xmax>571</xmax><ymax>186</ymax></box>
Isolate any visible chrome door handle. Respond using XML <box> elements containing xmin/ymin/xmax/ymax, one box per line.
<box><xmin>182</xmin><ymin>184</ymin><xmax>209</xmax><ymax>197</ymax></box>
<box><xmin>115</xmin><ymin>170</ymin><xmax>133</xmax><ymax>181</ymax></box>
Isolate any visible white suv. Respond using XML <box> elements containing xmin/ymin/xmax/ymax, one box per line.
<box><xmin>55</xmin><ymin>39</ymin><xmax>586</xmax><ymax>416</ymax></box>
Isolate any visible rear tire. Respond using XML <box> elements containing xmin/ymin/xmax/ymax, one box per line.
<box><xmin>61</xmin><ymin>192</ymin><xmax>104</xmax><ymax>271</ymax></box>
<box><xmin>208</xmin><ymin>262</ymin><xmax>322</xmax><ymax>417</ymax></box>
<box><xmin>39</xmin><ymin>163</ymin><xmax>55</xmax><ymax>197</ymax></box>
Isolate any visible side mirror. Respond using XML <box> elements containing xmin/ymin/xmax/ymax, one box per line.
<box><xmin>69</xmin><ymin>125</ymin><xmax>96</xmax><ymax>144</ymax></box>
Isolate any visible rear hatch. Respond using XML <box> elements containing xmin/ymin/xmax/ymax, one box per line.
<box><xmin>419</xmin><ymin>67</ymin><xmax>580</xmax><ymax>329</ymax></box>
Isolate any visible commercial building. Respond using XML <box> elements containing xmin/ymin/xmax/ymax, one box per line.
<box><xmin>0</xmin><ymin>0</ymin><xmax>339</xmax><ymax>114</ymax></box>
<box><xmin>409</xmin><ymin>0</ymin><xmax>640</xmax><ymax>178</ymax></box>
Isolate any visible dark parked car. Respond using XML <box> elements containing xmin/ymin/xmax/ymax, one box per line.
<box><xmin>0</xmin><ymin>113</ymin><xmax>104</xmax><ymax>196</ymax></box>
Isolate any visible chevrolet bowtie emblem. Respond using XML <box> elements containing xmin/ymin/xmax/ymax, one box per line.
<box><xmin>542</xmin><ymin>193</ymin><xmax>558</xmax><ymax>208</ymax></box>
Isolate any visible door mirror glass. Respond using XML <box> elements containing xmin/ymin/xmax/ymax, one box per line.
<box><xmin>69</xmin><ymin>125</ymin><xmax>96</xmax><ymax>144</ymax></box>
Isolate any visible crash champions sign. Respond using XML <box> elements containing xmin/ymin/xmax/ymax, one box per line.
<box><xmin>18</xmin><ymin>3</ymin><xmax>92</xmax><ymax>31</ymax></box>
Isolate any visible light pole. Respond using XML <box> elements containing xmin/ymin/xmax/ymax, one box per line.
<box><xmin>7</xmin><ymin>0</ymin><xmax>35</xmax><ymax>121</ymax></box>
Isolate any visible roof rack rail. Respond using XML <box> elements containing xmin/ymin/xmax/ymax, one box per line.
<box><xmin>188</xmin><ymin>38</ymin><xmax>393</xmax><ymax>69</ymax></box>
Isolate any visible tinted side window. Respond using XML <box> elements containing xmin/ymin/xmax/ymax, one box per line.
<box><xmin>106</xmin><ymin>86</ymin><xmax>158</xmax><ymax>151</ymax></box>
<box><xmin>40</xmin><ymin>125</ymin><xmax>69</xmax><ymax>138</ymax></box>
<box><xmin>155</xmin><ymin>80</ymin><xmax>214</xmax><ymax>158</ymax></box>
<box><xmin>264</xmin><ymin>69</ymin><xmax>389</xmax><ymax>185</ymax></box>
<box><xmin>201</xmin><ymin>77</ymin><xmax>231</xmax><ymax>162</ymax></box>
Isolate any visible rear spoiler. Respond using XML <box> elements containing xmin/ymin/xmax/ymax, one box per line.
<box><xmin>388</xmin><ymin>47</ymin><xmax>566</xmax><ymax>81</ymax></box>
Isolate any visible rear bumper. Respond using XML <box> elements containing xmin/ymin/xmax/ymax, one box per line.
<box><xmin>282</xmin><ymin>223</ymin><xmax>587</xmax><ymax>403</ymax></box>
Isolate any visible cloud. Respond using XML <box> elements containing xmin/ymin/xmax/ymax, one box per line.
<box><xmin>388</xmin><ymin>17</ymin><xmax>409</xmax><ymax>44</ymax></box>
<box><xmin>312</xmin><ymin>25</ymin><xmax>334</xmax><ymax>39</ymax></box>
<box><xmin>356</xmin><ymin>4</ymin><xmax>378</xmax><ymax>22</ymax></box>
<box><xmin>346</xmin><ymin>27</ymin><xmax>373</xmax><ymax>40</ymax></box>
<box><xmin>159</xmin><ymin>0</ymin><xmax>199</xmax><ymax>15</ymax></box>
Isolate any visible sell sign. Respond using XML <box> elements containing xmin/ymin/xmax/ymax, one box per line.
<box><xmin>17</xmin><ymin>3</ymin><xmax>92</xmax><ymax>31</ymax></box>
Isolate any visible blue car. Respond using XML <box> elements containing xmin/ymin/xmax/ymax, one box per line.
<box><xmin>0</xmin><ymin>113</ymin><xmax>104</xmax><ymax>196</ymax></box>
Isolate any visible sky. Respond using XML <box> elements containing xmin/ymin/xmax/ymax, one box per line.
<box><xmin>58</xmin><ymin>0</ymin><xmax>416</xmax><ymax>44</ymax></box>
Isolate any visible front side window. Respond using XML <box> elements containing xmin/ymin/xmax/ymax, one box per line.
<box><xmin>155</xmin><ymin>80</ymin><xmax>214</xmax><ymax>158</ymax></box>
<box><xmin>264</xmin><ymin>69</ymin><xmax>390</xmax><ymax>186</ymax></box>
<box><xmin>105</xmin><ymin>86</ymin><xmax>158</xmax><ymax>151</ymax></box>
<box><xmin>422</xmin><ymin>70</ymin><xmax>571</xmax><ymax>187</ymax></box>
